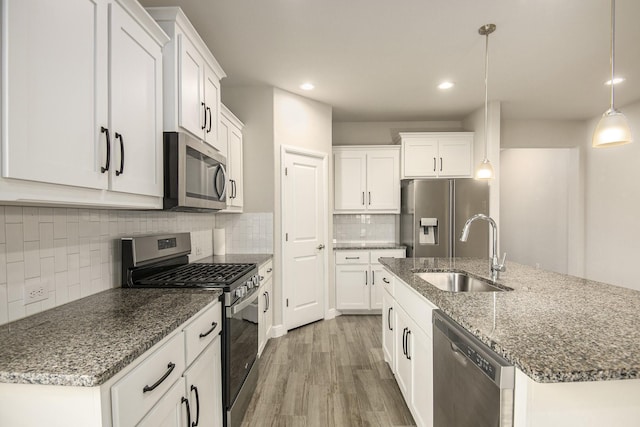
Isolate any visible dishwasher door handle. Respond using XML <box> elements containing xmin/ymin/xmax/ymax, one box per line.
<box><xmin>450</xmin><ymin>342</ymin><xmax>469</xmax><ymax>367</ymax></box>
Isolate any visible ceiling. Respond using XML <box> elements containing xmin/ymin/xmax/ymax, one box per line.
<box><xmin>139</xmin><ymin>0</ymin><xmax>640</xmax><ymax>122</ymax></box>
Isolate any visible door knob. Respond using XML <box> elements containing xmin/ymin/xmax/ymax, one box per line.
<box><xmin>316</xmin><ymin>244</ymin><xmax>325</xmax><ymax>250</ymax></box>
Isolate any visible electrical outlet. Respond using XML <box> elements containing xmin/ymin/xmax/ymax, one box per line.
<box><xmin>24</xmin><ymin>282</ymin><xmax>49</xmax><ymax>305</ymax></box>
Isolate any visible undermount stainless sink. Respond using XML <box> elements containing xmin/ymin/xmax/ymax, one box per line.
<box><xmin>415</xmin><ymin>271</ymin><xmax>511</xmax><ymax>292</ymax></box>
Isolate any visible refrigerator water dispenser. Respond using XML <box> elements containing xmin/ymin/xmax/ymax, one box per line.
<box><xmin>420</xmin><ymin>218</ymin><xmax>438</xmax><ymax>245</ymax></box>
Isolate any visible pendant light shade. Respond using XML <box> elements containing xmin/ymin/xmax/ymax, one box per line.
<box><xmin>475</xmin><ymin>24</ymin><xmax>496</xmax><ymax>180</ymax></box>
<box><xmin>592</xmin><ymin>0</ymin><xmax>633</xmax><ymax>148</ymax></box>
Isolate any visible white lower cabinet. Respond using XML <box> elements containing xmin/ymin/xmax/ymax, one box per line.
<box><xmin>258</xmin><ymin>259</ymin><xmax>274</xmax><ymax>356</ymax></box>
<box><xmin>385</xmin><ymin>268</ymin><xmax>435</xmax><ymax>427</ymax></box>
<box><xmin>335</xmin><ymin>249</ymin><xmax>405</xmax><ymax>311</ymax></box>
<box><xmin>182</xmin><ymin>338</ymin><xmax>223</xmax><ymax>427</ymax></box>
<box><xmin>137</xmin><ymin>377</ymin><xmax>188</xmax><ymax>427</ymax></box>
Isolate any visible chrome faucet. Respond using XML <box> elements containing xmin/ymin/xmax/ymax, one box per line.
<box><xmin>460</xmin><ymin>213</ymin><xmax>506</xmax><ymax>280</ymax></box>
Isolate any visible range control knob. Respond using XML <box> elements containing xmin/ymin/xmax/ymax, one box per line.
<box><xmin>246</xmin><ymin>280</ymin><xmax>254</xmax><ymax>289</ymax></box>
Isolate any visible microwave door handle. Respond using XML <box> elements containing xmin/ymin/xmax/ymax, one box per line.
<box><xmin>214</xmin><ymin>164</ymin><xmax>227</xmax><ymax>199</ymax></box>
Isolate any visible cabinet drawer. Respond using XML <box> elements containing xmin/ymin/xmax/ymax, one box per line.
<box><xmin>381</xmin><ymin>269</ymin><xmax>395</xmax><ymax>296</ymax></box>
<box><xmin>335</xmin><ymin>251</ymin><xmax>369</xmax><ymax>264</ymax></box>
<box><xmin>111</xmin><ymin>332</ymin><xmax>185</xmax><ymax>427</ymax></box>
<box><xmin>370</xmin><ymin>249</ymin><xmax>406</xmax><ymax>265</ymax></box>
<box><xmin>184</xmin><ymin>302</ymin><xmax>222</xmax><ymax>367</ymax></box>
<box><xmin>259</xmin><ymin>259</ymin><xmax>273</xmax><ymax>285</ymax></box>
<box><xmin>395</xmin><ymin>279</ymin><xmax>437</xmax><ymax>336</ymax></box>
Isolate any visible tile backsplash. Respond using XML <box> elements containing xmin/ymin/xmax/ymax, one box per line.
<box><xmin>216</xmin><ymin>212</ymin><xmax>273</xmax><ymax>254</ymax></box>
<box><xmin>0</xmin><ymin>206</ymin><xmax>216</xmax><ymax>326</ymax></box>
<box><xmin>333</xmin><ymin>214</ymin><xmax>398</xmax><ymax>243</ymax></box>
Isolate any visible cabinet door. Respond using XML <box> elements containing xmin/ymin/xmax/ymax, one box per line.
<box><xmin>2</xmin><ymin>0</ymin><xmax>108</xmax><ymax>189</ymax></box>
<box><xmin>402</xmin><ymin>139</ymin><xmax>438</xmax><ymax>178</ymax></box>
<box><xmin>408</xmin><ymin>321</ymin><xmax>433</xmax><ymax>427</ymax></box>
<box><xmin>394</xmin><ymin>306</ymin><xmax>412</xmax><ymax>401</ymax></box>
<box><xmin>183</xmin><ymin>339</ymin><xmax>223</xmax><ymax>427</ymax></box>
<box><xmin>438</xmin><ymin>137</ymin><xmax>472</xmax><ymax>177</ymax></box>
<box><xmin>382</xmin><ymin>291</ymin><xmax>395</xmax><ymax>369</ymax></box>
<box><xmin>334</xmin><ymin>150</ymin><xmax>367</xmax><ymax>211</ymax></box>
<box><xmin>109</xmin><ymin>2</ymin><xmax>163</xmax><ymax>197</ymax></box>
<box><xmin>370</xmin><ymin>265</ymin><xmax>386</xmax><ymax>310</ymax></box>
<box><xmin>227</xmin><ymin>127</ymin><xmax>244</xmax><ymax>210</ymax></box>
<box><xmin>137</xmin><ymin>378</ymin><xmax>187</xmax><ymax>427</ymax></box>
<box><xmin>217</xmin><ymin>110</ymin><xmax>230</xmax><ymax>158</ymax></box>
<box><xmin>366</xmin><ymin>149</ymin><xmax>400</xmax><ymax>211</ymax></box>
<box><xmin>178</xmin><ymin>34</ymin><xmax>205</xmax><ymax>139</ymax></box>
<box><xmin>203</xmin><ymin>65</ymin><xmax>222</xmax><ymax>151</ymax></box>
<box><xmin>335</xmin><ymin>265</ymin><xmax>370</xmax><ymax>310</ymax></box>
<box><xmin>258</xmin><ymin>285</ymin><xmax>267</xmax><ymax>356</ymax></box>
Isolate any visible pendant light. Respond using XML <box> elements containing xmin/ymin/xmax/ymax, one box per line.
<box><xmin>475</xmin><ymin>24</ymin><xmax>496</xmax><ymax>180</ymax></box>
<box><xmin>592</xmin><ymin>0</ymin><xmax>633</xmax><ymax>147</ymax></box>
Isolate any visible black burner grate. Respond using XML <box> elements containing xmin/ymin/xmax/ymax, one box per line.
<box><xmin>140</xmin><ymin>263</ymin><xmax>254</xmax><ymax>286</ymax></box>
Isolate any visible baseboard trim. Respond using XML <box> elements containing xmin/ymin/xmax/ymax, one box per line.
<box><xmin>325</xmin><ymin>308</ymin><xmax>340</xmax><ymax>320</ymax></box>
<box><xmin>271</xmin><ymin>324</ymin><xmax>287</xmax><ymax>338</ymax></box>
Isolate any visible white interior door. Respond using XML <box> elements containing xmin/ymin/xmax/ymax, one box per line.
<box><xmin>283</xmin><ymin>149</ymin><xmax>327</xmax><ymax>331</ymax></box>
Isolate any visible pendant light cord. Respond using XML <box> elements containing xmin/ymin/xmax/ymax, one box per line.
<box><xmin>609</xmin><ymin>0</ymin><xmax>615</xmax><ymax>111</ymax></box>
<box><xmin>484</xmin><ymin>29</ymin><xmax>490</xmax><ymax>160</ymax></box>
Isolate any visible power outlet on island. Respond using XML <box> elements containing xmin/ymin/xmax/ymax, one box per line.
<box><xmin>24</xmin><ymin>281</ymin><xmax>49</xmax><ymax>305</ymax></box>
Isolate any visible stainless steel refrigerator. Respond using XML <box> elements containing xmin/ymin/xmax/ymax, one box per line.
<box><xmin>400</xmin><ymin>179</ymin><xmax>490</xmax><ymax>258</ymax></box>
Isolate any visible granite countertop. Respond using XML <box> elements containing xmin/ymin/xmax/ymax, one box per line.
<box><xmin>197</xmin><ymin>253</ymin><xmax>272</xmax><ymax>265</ymax></box>
<box><xmin>0</xmin><ymin>288</ymin><xmax>222</xmax><ymax>387</ymax></box>
<box><xmin>334</xmin><ymin>243</ymin><xmax>406</xmax><ymax>250</ymax></box>
<box><xmin>379</xmin><ymin>257</ymin><xmax>640</xmax><ymax>383</ymax></box>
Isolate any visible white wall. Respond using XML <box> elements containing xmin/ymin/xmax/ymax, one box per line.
<box><xmin>273</xmin><ymin>88</ymin><xmax>333</xmax><ymax>325</ymax></box>
<box><xmin>584</xmin><ymin>100</ymin><xmax>640</xmax><ymax>290</ymax></box>
<box><xmin>501</xmin><ymin>149</ymin><xmax>572</xmax><ymax>274</ymax></box>
<box><xmin>332</xmin><ymin>120</ymin><xmax>463</xmax><ymax>145</ymax></box>
<box><xmin>221</xmin><ymin>86</ymin><xmax>275</xmax><ymax>213</ymax></box>
<box><xmin>462</xmin><ymin>101</ymin><xmax>501</xmax><ymax>246</ymax></box>
<box><xmin>501</xmin><ymin>119</ymin><xmax>586</xmax><ymax>276</ymax></box>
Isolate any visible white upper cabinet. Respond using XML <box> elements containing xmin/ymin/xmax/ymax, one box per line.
<box><xmin>146</xmin><ymin>7</ymin><xmax>226</xmax><ymax>153</ymax></box>
<box><xmin>399</xmin><ymin>132</ymin><xmax>473</xmax><ymax>179</ymax></box>
<box><xmin>220</xmin><ymin>104</ymin><xmax>244</xmax><ymax>213</ymax></box>
<box><xmin>1</xmin><ymin>0</ymin><xmax>168</xmax><ymax>207</ymax></box>
<box><xmin>109</xmin><ymin>1</ymin><xmax>164</xmax><ymax>197</ymax></box>
<box><xmin>334</xmin><ymin>146</ymin><xmax>400</xmax><ymax>213</ymax></box>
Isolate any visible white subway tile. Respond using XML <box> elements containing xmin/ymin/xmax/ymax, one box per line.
<box><xmin>54</xmin><ymin>239</ymin><xmax>68</xmax><ymax>272</ymax></box>
<box><xmin>38</xmin><ymin>208</ymin><xmax>53</xmax><ymax>222</ymax></box>
<box><xmin>0</xmin><ymin>284</ymin><xmax>7</xmax><ymax>324</ymax></box>
<box><xmin>5</xmin><ymin>223</ymin><xmax>24</xmax><ymax>263</ymax></box>
<box><xmin>68</xmin><ymin>284</ymin><xmax>81</xmax><ymax>300</ymax></box>
<box><xmin>8</xmin><ymin>300</ymin><xmax>25</xmax><ymax>322</ymax></box>
<box><xmin>23</xmin><ymin>241</ymin><xmax>40</xmax><ymax>279</ymax></box>
<box><xmin>39</xmin><ymin>223</ymin><xmax>54</xmax><ymax>258</ymax></box>
<box><xmin>25</xmin><ymin>298</ymin><xmax>42</xmax><ymax>316</ymax></box>
<box><xmin>53</xmin><ymin>210</ymin><xmax>67</xmax><ymax>239</ymax></box>
<box><xmin>79</xmin><ymin>266</ymin><xmax>91</xmax><ymax>297</ymax></box>
<box><xmin>55</xmin><ymin>271</ymin><xmax>69</xmax><ymax>306</ymax></box>
<box><xmin>68</xmin><ymin>253</ymin><xmax>80</xmax><ymax>285</ymax></box>
<box><xmin>66</xmin><ymin>208</ymin><xmax>79</xmax><ymax>222</ymax></box>
<box><xmin>4</xmin><ymin>206</ymin><xmax>23</xmax><ymax>223</ymax></box>
<box><xmin>0</xmin><ymin>244</ymin><xmax>6</xmax><ymax>284</ymax></box>
<box><xmin>42</xmin><ymin>293</ymin><xmax>55</xmax><ymax>310</ymax></box>
<box><xmin>67</xmin><ymin>222</ymin><xmax>79</xmax><ymax>254</ymax></box>
<box><xmin>23</xmin><ymin>207</ymin><xmax>39</xmax><ymax>241</ymax></box>
<box><xmin>0</xmin><ymin>206</ymin><xmax>5</xmax><ymax>244</ymax></box>
<box><xmin>79</xmin><ymin>238</ymin><xmax>90</xmax><ymax>267</ymax></box>
<box><xmin>90</xmin><ymin>250</ymin><xmax>101</xmax><ymax>280</ymax></box>
<box><xmin>6</xmin><ymin>262</ymin><xmax>24</xmax><ymax>302</ymax></box>
<box><xmin>41</xmin><ymin>257</ymin><xmax>54</xmax><ymax>289</ymax></box>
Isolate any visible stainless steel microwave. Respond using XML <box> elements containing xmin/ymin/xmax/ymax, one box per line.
<box><xmin>163</xmin><ymin>132</ymin><xmax>227</xmax><ymax>211</ymax></box>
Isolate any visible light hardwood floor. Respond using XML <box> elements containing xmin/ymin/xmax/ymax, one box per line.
<box><xmin>241</xmin><ymin>315</ymin><xmax>416</xmax><ymax>427</ymax></box>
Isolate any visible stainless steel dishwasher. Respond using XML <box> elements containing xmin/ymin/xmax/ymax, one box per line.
<box><xmin>433</xmin><ymin>310</ymin><xmax>515</xmax><ymax>427</ymax></box>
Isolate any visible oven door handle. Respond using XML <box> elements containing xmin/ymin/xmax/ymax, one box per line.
<box><xmin>227</xmin><ymin>290</ymin><xmax>259</xmax><ymax>316</ymax></box>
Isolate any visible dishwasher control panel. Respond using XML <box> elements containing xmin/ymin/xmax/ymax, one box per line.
<box><xmin>458</xmin><ymin>341</ymin><xmax>496</xmax><ymax>380</ymax></box>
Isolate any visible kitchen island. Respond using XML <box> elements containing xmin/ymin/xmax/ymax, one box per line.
<box><xmin>380</xmin><ymin>256</ymin><xmax>640</xmax><ymax>426</ymax></box>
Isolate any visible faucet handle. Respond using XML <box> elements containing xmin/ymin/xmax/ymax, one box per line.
<box><xmin>498</xmin><ymin>252</ymin><xmax>507</xmax><ymax>272</ymax></box>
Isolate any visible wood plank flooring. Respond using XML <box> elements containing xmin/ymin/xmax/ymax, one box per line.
<box><xmin>241</xmin><ymin>315</ymin><xmax>416</xmax><ymax>427</ymax></box>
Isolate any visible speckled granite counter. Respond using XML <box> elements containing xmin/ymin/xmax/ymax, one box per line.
<box><xmin>0</xmin><ymin>288</ymin><xmax>221</xmax><ymax>387</ymax></box>
<box><xmin>334</xmin><ymin>243</ymin><xmax>406</xmax><ymax>250</ymax></box>
<box><xmin>379</xmin><ymin>257</ymin><xmax>640</xmax><ymax>383</ymax></box>
<box><xmin>196</xmin><ymin>253</ymin><xmax>272</xmax><ymax>265</ymax></box>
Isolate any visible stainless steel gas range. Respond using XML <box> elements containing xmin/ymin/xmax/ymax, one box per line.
<box><xmin>121</xmin><ymin>233</ymin><xmax>259</xmax><ymax>427</ymax></box>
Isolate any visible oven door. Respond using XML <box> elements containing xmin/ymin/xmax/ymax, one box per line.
<box><xmin>225</xmin><ymin>289</ymin><xmax>259</xmax><ymax>407</ymax></box>
<box><xmin>164</xmin><ymin>132</ymin><xmax>227</xmax><ymax>211</ymax></box>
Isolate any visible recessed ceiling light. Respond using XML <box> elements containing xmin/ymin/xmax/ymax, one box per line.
<box><xmin>605</xmin><ymin>77</ymin><xmax>625</xmax><ymax>86</ymax></box>
<box><xmin>438</xmin><ymin>81</ymin><xmax>455</xmax><ymax>90</ymax></box>
<box><xmin>300</xmin><ymin>83</ymin><xmax>315</xmax><ymax>91</ymax></box>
